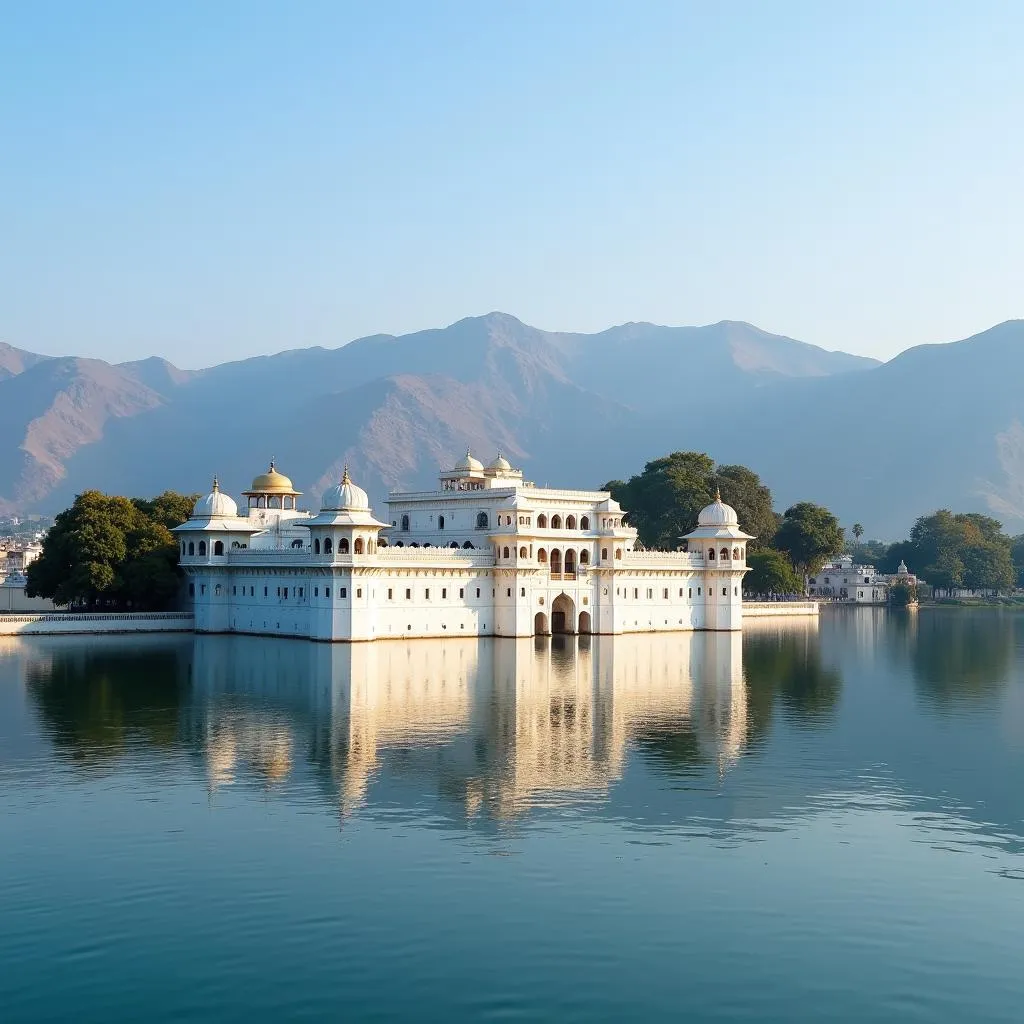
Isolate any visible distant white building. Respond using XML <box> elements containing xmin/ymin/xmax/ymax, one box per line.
<box><xmin>175</xmin><ymin>452</ymin><xmax>753</xmax><ymax>641</ymax></box>
<box><xmin>808</xmin><ymin>555</ymin><xmax>919</xmax><ymax>604</ymax></box>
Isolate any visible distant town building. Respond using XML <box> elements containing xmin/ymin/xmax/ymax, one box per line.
<box><xmin>808</xmin><ymin>555</ymin><xmax>921</xmax><ymax>604</ymax></box>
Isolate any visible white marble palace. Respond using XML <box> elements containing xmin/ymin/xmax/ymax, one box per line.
<box><xmin>175</xmin><ymin>451</ymin><xmax>752</xmax><ymax>641</ymax></box>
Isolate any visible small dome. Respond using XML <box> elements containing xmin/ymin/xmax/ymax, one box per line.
<box><xmin>455</xmin><ymin>448</ymin><xmax>483</xmax><ymax>473</ymax></box>
<box><xmin>249</xmin><ymin>460</ymin><xmax>295</xmax><ymax>494</ymax></box>
<box><xmin>488</xmin><ymin>452</ymin><xmax>512</xmax><ymax>472</ymax></box>
<box><xmin>697</xmin><ymin>489</ymin><xmax>739</xmax><ymax>528</ymax></box>
<box><xmin>897</xmin><ymin>560</ymin><xmax>909</xmax><ymax>575</ymax></box>
<box><xmin>321</xmin><ymin>467</ymin><xmax>369</xmax><ymax>511</ymax></box>
<box><xmin>193</xmin><ymin>477</ymin><xmax>238</xmax><ymax>519</ymax></box>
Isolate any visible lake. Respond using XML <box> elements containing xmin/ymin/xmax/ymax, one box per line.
<box><xmin>1</xmin><ymin>610</ymin><xmax>1023</xmax><ymax>1022</ymax></box>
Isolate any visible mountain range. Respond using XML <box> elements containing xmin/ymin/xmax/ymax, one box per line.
<box><xmin>1</xmin><ymin>314</ymin><xmax>1022</xmax><ymax>539</ymax></box>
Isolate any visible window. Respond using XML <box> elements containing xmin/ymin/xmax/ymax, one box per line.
<box><xmin>722</xmin><ymin>588</ymin><xmax>727</xmax><ymax>596</ymax></box>
<box><xmin>647</xmin><ymin>588</ymin><xmax>653</xmax><ymax>599</ymax></box>
<box><xmin>188</xmin><ymin>541</ymin><xmax>195</xmax><ymax>555</ymax></box>
<box><xmin>566</xmin><ymin>515</ymin><xmax>576</xmax><ymax>530</ymax></box>
<box><xmin>734</xmin><ymin>587</ymin><xmax>738</xmax><ymax>596</ymax></box>
<box><xmin>198</xmin><ymin>541</ymin><xmax>207</xmax><ymax>556</ymax></box>
<box><xmin>476</xmin><ymin>588</ymin><xmax>480</xmax><ymax>598</ymax></box>
<box><xmin>580</xmin><ymin>550</ymin><xmax>589</xmax><ymax>565</ymax></box>
<box><xmin>388</xmin><ymin>588</ymin><xmax>393</xmax><ymax>600</ymax></box>
<box><xmin>519</xmin><ymin>546</ymin><xmax>527</xmax><ymax>558</ymax></box>
<box><xmin>552</xmin><ymin>515</ymin><xmax>562</xmax><ymax>529</ymax></box>
<box><xmin>354</xmin><ymin>538</ymin><xmax>364</xmax><ymax>554</ymax></box>
<box><xmin>277</xmin><ymin>587</ymin><xmax>281</xmax><ymax>597</ymax></box>
<box><xmin>459</xmin><ymin>588</ymin><xmax>465</xmax><ymax>598</ymax></box>
<box><xmin>188</xmin><ymin>583</ymin><xmax>195</xmax><ymax>597</ymax></box>
<box><xmin>401</xmin><ymin>514</ymin><xmax>410</xmax><ymax>531</ymax></box>
<box><xmin>214</xmin><ymin>541</ymin><xmax>224</xmax><ymax>556</ymax></box>
<box><xmin>521</xmin><ymin>587</ymin><xmax>526</xmax><ymax>597</ymax></box>
<box><xmin>264</xmin><ymin>587</ymin><xmax>268</xmax><ymax>597</ymax></box>
<box><xmin>502</xmin><ymin>546</ymin><xmax>510</xmax><ymax>559</ymax></box>
<box><xmin>538</xmin><ymin>514</ymin><xmax>548</xmax><ymax>528</ymax></box>
<box><xmin>476</xmin><ymin>511</ymin><xmax>489</xmax><ymax>529</ymax></box>
<box><xmin>425</xmin><ymin>588</ymin><xmax>431</xmax><ymax>600</ymax></box>
<box><xmin>538</xmin><ymin>548</ymin><xmax>547</xmax><ymax>563</ymax></box>
<box><xmin>233</xmin><ymin>586</ymin><xmax>236</xmax><ymax>595</ymax></box>
<box><xmin>634</xmin><ymin>588</ymin><xmax>639</xmax><ymax>599</ymax></box>
<box><xmin>283</xmin><ymin>587</ymin><xmax>288</xmax><ymax>599</ymax></box>
<box><xmin>315</xmin><ymin>587</ymin><xmax>319</xmax><ymax>597</ymax></box>
<box><xmin>688</xmin><ymin>588</ymin><xmax>692</xmax><ymax>598</ymax></box>
<box><xmin>340</xmin><ymin>538</ymin><xmax>350</xmax><ymax>554</ymax></box>
<box><xmin>733</xmin><ymin>547</ymin><xmax>741</xmax><ymax>560</ymax></box>
<box><xmin>442</xmin><ymin>588</ymin><xmax>447</xmax><ymax>599</ymax></box>
<box><xmin>326</xmin><ymin>587</ymin><xmax>331</xmax><ymax>597</ymax></box>
<box><xmin>708</xmin><ymin>548</ymin><xmax>715</xmax><ymax>560</ymax></box>
<box><xmin>678</xmin><ymin>588</ymin><xmax>683</xmax><ymax>597</ymax></box>
<box><xmin>507</xmin><ymin>588</ymin><xmax>512</xmax><ymax>597</ymax></box>
<box><xmin>602</xmin><ymin>547</ymin><xmax>608</xmax><ymax>560</ymax></box>
<box><xmin>697</xmin><ymin>587</ymin><xmax>702</xmax><ymax>596</ymax></box>
<box><xmin>314</xmin><ymin>539</ymin><xmax>321</xmax><ymax>554</ymax></box>
<box><xmin>721</xmin><ymin>548</ymin><xmax>729</xmax><ymax>560</ymax></box>
<box><xmin>324</xmin><ymin>538</ymin><xmax>333</xmax><ymax>554</ymax></box>
<box><xmin>354</xmin><ymin>588</ymin><xmax>359</xmax><ymax>598</ymax></box>
<box><xmin>406</xmin><ymin>589</ymin><xmax>412</xmax><ymax>600</ymax></box>
<box><xmin>438</xmin><ymin>515</ymin><xmax>445</xmax><ymax>530</ymax></box>
<box><xmin>663</xmin><ymin>588</ymin><xmax>669</xmax><ymax>599</ymax></box>
<box><xmin>580</xmin><ymin>516</ymin><xmax>590</xmax><ymax>530</ymax></box>
<box><xmin>200</xmin><ymin>584</ymin><xmax>206</xmax><ymax>595</ymax></box>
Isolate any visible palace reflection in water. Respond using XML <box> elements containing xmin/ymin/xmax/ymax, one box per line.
<box><xmin>181</xmin><ymin>631</ymin><xmax>751</xmax><ymax>820</ymax></box>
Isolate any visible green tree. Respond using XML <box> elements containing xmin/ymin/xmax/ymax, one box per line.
<box><xmin>773</xmin><ymin>502</ymin><xmax>845</xmax><ymax>580</ymax></box>
<box><xmin>744</xmin><ymin>550</ymin><xmax>803</xmax><ymax>597</ymax></box>
<box><xmin>1011</xmin><ymin>535</ymin><xmax>1024</xmax><ymax>587</ymax></box>
<box><xmin>901</xmin><ymin>510</ymin><xmax>1014</xmax><ymax>593</ymax></box>
<box><xmin>605</xmin><ymin>451</ymin><xmax>777</xmax><ymax>550</ymax></box>
<box><xmin>888</xmin><ymin>580</ymin><xmax>918</xmax><ymax>607</ymax></box>
<box><xmin>852</xmin><ymin>523</ymin><xmax>864</xmax><ymax>542</ymax></box>
<box><xmin>27</xmin><ymin>489</ymin><xmax>196</xmax><ymax>610</ymax></box>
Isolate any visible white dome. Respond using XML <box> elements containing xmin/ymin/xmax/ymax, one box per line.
<box><xmin>697</xmin><ymin>491</ymin><xmax>739</xmax><ymax>528</ymax></box>
<box><xmin>455</xmin><ymin>448</ymin><xmax>484</xmax><ymax>472</ymax></box>
<box><xmin>321</xmin><ymin>467</ymin><xmax>369</xmax><ymax>511</ymax></box>
<box><xmin>193</xmin><ymin>478</ymin><xmax>238</xmax><ymax>519</ymax></box>
<box><xmin>488</xmin><ymin>452</ymin><xmax>512</xmax><ymax>472</ymax></box>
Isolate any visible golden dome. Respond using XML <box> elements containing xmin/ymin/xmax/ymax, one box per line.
<box><xmin>247</xmin><ymin>460</ymin><xmax>297</xmax><ymax>494</ymax></box>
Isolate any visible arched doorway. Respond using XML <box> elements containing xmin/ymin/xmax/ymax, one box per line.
<box><xmin>578</xmin><ymin>610</ymin><xmax>592</xmax><ymax>634</ymax></box>
<box><xmin>534</xmin><ymin>611</ymin><xmax>549</xmax><ymax>635</ymax></box>
<box><xmin>551</xmin><ymin>593</ymin><xmax>576</xmax><ymax>634</ymax></box>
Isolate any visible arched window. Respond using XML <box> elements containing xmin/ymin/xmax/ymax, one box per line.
<box><xmin>463</xmin><ymin>541</ymin><xmax>474</xmax><ymax>549</ymax></box>
<box><xmin>188</xmin><ymin>541</ymin><xmax>195</xmax><ymax>556</ymax></box>
<box><xmin>580</xmin><ymin>549</ymin><xmax>589</xmax><ymax>564</ymax></box>
<box><xmin>354</xmin><ymin>538</ymin><xmax>364</xmax><ymax>554</ymax></box>
<box><xmin>257</xmin><ymin>496</ymin><xmax>266</xmax><ymax>509</ymax></box>
<box><xmin>551</xmin><ymin>515</ymin><xmax>562</xmax><ymax>530</ymax></box>
<box><xmin>538</xmin><ymin>514</ymin><xmax>548</xmax><ymax>528</ymax></box>
<box><xmin>601</xmin><ymin>547</ymin><xmax>608</xmax><ymax>560</ymax></box>
<box><xmin>565</xmin><ymin>550</ymin><xmax>577</xmax><ymax>574</ymax></box>
<box><xmin>438</xmin><ymin>515</ymin><xmax>445</xmax><ymax>530</ymax></box>
<box><xmin>708</xmin><ymin>548</ymin><xmax>715</xmax><ymax>560</ymax></box>
<box><xmin>537</xmin><ymin>548</ymin><xmax>548</xmax><ymax>563</ymax></box>
<box><xmin>198</xmin><ymin>541</ymin><xmax>207</xmax><ymax>556</ymax></box>
<box><xmin>519</xmin><ymin>546</ymin><xmax>528</xmax><ymax>558</ymax></box>
<box><xmin>269</xmin><ymin>496</ymin><xmax>281</xmax><ymax>509</ymax></box>
<box><xmin>314</xmin><ymin>539</ymin><xmax>321</xmax><ymax>554</ymax></box>
<box><xmin>580</xmin><ymin>516</ymin><xmax>590</xmax><ymax>530</ymax></box>
<box><xmin>340</xmin><ymin>538</ymin><xmax>350</xmax><ymax>554</ymax></box>
<box><xmin>394</xmin><ymin>541</ymin><xmax>403</xmax><ymax>547</ymax></box>
<box><xmin>401</xmin><ymin>514</ymin><xmax>410</xmax><ymax>531</ymax></box>
<box><xmin>290</xmin><ymin>539</ymin><xmax>302</xmax><ymax>549</ymax></box>
<box><xmin>450</xmin><ymin>541</ymin><xmax>459</xmax><ymax>548</ymax></box>
<box><xmin>550</xmin><ymin>549</ymin><xmax>562</xmax><ymax>573</ymax></box>
<box><xmin>615</xmin><ymin>548</ymin><xmax>622</xmax><ymax>560</ymax></box>
<box><xmin>476</xmin><ymin>512</ymin><xmax>489</xmax><ymax>529</ymax></box>
<box><xmin>214</xmin><ymin>541</ymin><xmax>224</xmax><ymax>556</ymax></box>
<box><xmin>720</xmin><ymin>547</ymin><xmax>729</xmax><ymax>561</ymax></box>
<box><xmin>502</xmin><ymin>546</ymin><xmax>510</xmax><ymax>559</ymax></box>
<box><xmin>410</xmin><ymin>542</ymin><xmax>420</xmax><ymax>548</ymax></box>
<box><xmin>324</xmin><ymin>537</ymin><xmax>333</xmax><ymax>554</ymax></box>
<box><xmin>231</xmin><ymin>541</ymin><xmax>241</xmax><ymax>549</ymax></box>
<box><xmin>566</xmin><ymin>515</ymin><xmax>577</xmax><ymax>530</ymax></box>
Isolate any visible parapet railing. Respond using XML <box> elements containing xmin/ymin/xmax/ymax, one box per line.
<box><xmin>620</xmin><ymin>551</ymin><xmax>706</xmax><ymax>566</ymax></box>
<box><xmin>0</xmin><ymin>611</ymin><xmax>194</xmax><ymax>623</ymax></box>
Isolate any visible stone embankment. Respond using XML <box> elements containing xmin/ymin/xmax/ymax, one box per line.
<box><xmin>742</xmin><ymin>601</ymin><xmax>819</xmax><ymax>618</ymax></box>
<box><xmin>0</xmin><ymin>612</ymin><xmax>194</xmax><ymax>636</ymax></box>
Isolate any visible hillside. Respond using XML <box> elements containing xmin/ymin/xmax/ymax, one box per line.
<box><xmin>9</xmin><ymin>315</ymin><xmax>1024</xmax><ymax>538</ymax></box>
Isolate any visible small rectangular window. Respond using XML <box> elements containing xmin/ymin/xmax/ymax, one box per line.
<box><xmin>283</xmin><ymin>587</ymin><xmax>288</xmax><ymax>599</ymax></box>
<box><xmin>697</xmin><ymin>587</ymin><xmax>701</xmax><ymax>596</ymax></box>
<box><xmin>459</xmin><ymin>588</ymin><xmax>464</xmax><ymax>598</ymax></box>
<box><xmin>315</xmin><ymin>587</ymin><xmax>319</xmax><ymax>597</ymax></box>
<box><xmin>521</xmin><ymin>587</ymin><xmax>526</xmax><ymax>597</ymax></box>
<box><xmin>355</xmin><ymin>588</ymin><xmax>360</xmax><ymax>598</ymax></box>
<box><xmin>633</xmin><ymin>588</ymin><xmax>638</xmax><ymax>599</ymax></box>
<box><xmin>406</xmin><ymin>588</ymin><xmax>412</xmax><ymax>600</ymax></box>
<box><xmin>722</xmin><ymin>587</ymin><xmax>727</xmax><ymax>596</ymax></box>
<box><xmin>277</xmin><ymin>587</ymin><xmax>281</xmax><ymax>597</ymax></box>
<box><xmin>299</xmin><ymin>587</ymin><xmax>303</xmax><ymax>598</ymax></box>
<box><xmin>734</xmin><ymin>587</ymin><xmax>738</xmax><ymax>596</ymax></box>
<box><xmin>688</xmin><ymin>588</ymin><xmax>692</xmax><ymax>598</ymax></box>
<box><xmin>425</xmin><ymin>588</ymin><xmax>430</xmax><ymax>600</ymax></box>
<box><xmin>476</xmin><ymin>588</ymin><xmax>480</xmax><ymax>598</ymax></box>
<box><xmin>326</xmin><ymin>587</ymin><xmax>331</xmax><ymax>598</ymax></box>
<box><xmin>678</xmin><ymin>588</ymin><xmax>683</xmax><ymax>597</ymax></box>
<box><xmin>507</xmin><ymin>588</ymin><xmax>512</xmax><ymax>597</ymax></box>
<box><xmin>233</xmin><ymin>586</ymin><xmax>236</xmax><ymax>595</ymax></box>
<box><xmin>388</xmin><ymin>588</ymin><xmax>393</xmax><ymax>600</ymax></box>
<box><xmin>663</xmin><ymin>588</ymin><xmax>668</xmax><ymax>599</ymax></box>
<box><xmin>442</xmin><ymin>588</ymin><xmax>447</xmax><ymax>599</ymax></box>
<box><xmin>251</xmin><ymin>587</ymin><xmax>254</xmax><ymax>596</ymax></box>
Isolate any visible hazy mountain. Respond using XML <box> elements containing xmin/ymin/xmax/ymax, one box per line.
<box><xmin>7</xmin><ymin>313</ymin><xmax>1024</xmax><ymax>539</ymax></box>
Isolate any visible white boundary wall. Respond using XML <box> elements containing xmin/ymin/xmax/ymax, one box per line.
<box><xmin>742</xmin><ymin>601</ymin><xmax>819</xmax><ymax>618</ymax></box>
<box><xmin>0</xmin><ymin>612</ymin><xmax>195</xmax><ymax>636</ymax></box>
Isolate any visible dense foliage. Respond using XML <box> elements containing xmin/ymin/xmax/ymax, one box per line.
<box><xmin>744</xmin><ymin>550</ymin><xmax>804</xmax><ymax>598</ymax></box>
<box><xmin>26</xmin><ymin>490</ymin><xmax>198</xmax><ymax>610</ymax></box>
<box><xmin>773</xmin><ymin>502</ymin><xmax>845</xmax><ymax>578</ymax></box>
<box><xmin>605</xmin><ymin>452</ymin><xmax>778</xmax><ymax>551</ymax></box>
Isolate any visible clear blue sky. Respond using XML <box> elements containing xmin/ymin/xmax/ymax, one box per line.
<box><xmin>2</xmin><ymin>1</ymin><xmax>1022</xmax><ymax>367</ymax></box>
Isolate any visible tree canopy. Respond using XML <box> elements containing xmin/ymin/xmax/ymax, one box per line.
<box><xmin>773</xmin><ymin>502</ymin><xmax>845</xmax><ymax>578</ymax></box>
<box><xmin>605</xmin><ymin>451</ymin><xmax>777</xmax><ymax>550</ymax></box>
<box><xmin>744</xmin><ymin>549</ymin><xmax>804</xmax><ymax>597</ymax></box>
<box><xmin>26</xmin><ymin>490</ymin><xmax>198</xmax><ymax>610</ymax></box>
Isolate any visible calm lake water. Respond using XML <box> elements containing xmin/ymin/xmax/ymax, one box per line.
<box><xmin>2</xmin><ymin>610</ymin><xmax>1023</xmax><ymax>1022</ymax></box>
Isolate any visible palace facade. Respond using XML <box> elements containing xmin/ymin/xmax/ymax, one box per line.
<box><xmin>175</xmin><ymin>451</ymin><xmax>752</xmax><ymax>641</ymax></box>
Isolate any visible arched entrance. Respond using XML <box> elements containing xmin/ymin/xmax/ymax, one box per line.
<box><xmin>534</xmin><ymin>611</ymin><xmax>549</xmax><ymax>635</ymax></box>
<box><xmin>578</xmin><ymin>610</ymin><xmax>592</xmax><ymax>634</ymax></box>
<box><xmin>551</xmin><ymin>593</ymin><xmax>576</xmax><ymax>634</ymax></box>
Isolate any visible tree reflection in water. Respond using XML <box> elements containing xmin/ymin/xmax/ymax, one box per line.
<box><xmin>25</xmin><ymin>639</ymin><xmax>192</xmax><ymax>763</ymax></box>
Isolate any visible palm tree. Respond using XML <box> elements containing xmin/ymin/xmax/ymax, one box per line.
<box><xmin>852</xmin><ymin>523</ymin><xmax>864</xmax><ymax>543</ymax></box>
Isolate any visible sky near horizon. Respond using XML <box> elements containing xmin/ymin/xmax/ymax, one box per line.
<box><xmin>1</xmin><ymin>1</ymin><xmax>1022</xmax><ymax>368</ymax></box>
